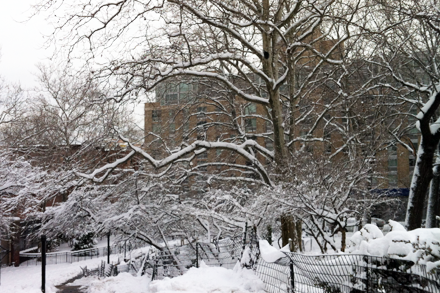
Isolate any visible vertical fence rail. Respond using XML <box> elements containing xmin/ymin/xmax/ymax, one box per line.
<box><xmin>195</xmin><ymin>242</ymin><xmax>199</xmax><ymax>268</ymax></box>
<box><xmin>289</xmin><ymin>259</ymin><xmax>294</xmax><ymax>293</ymax></box>
<box><xmin>41</xmin><ymin>235</ymin><xmax>46</xmax><ymax>293</ymax></box>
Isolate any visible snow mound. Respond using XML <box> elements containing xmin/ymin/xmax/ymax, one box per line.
<box><xmin>149</xmin><ymin>265</ymin><xmax>265</xmax><ymax>293</ymax></box>
<box><xmin>88</xmin><ymin>272</ymin><xmax>149</xmax><ymax>293</ymax></box>
<box><xmin>259</xmin><ymin>240</ymin><xmax>286</xmax><ymax>263</ymax></box>
<box><xmin>347</xmin><ymin>221</ymin><xmax>440</xmax><ymax>271</ymax></box>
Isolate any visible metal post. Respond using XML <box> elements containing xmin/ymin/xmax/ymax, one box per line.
<box><xmin>366</xmin><ymin>257</ymin><xmax>370</xmax><ymax>293</ymax></box>
<box><xmin>41</xmin><ymin>235</ymin><xmax>46</xmax><ymax>293</ymax></box>
<box><xmin>195</xmin><ymin>243</ymin><xmax>199</xmax><ymax>268</ymax></box>
<box><xmin>289</xmin><ymin>259</ymin><xmax>295</xmax><ymax>293</ymax></box>
<box><xmin>124</xmin><ymin>240</ymin><xmax>127</xmax><ymax>260</ymax></box>
<box><xmin>240</xmin><ymin>222</ymin><xmax>248</xmax><ymax>260</ymax></box>
<box><xmin>107</xmin><ymin>232</ymin><xmax>111</xmax><ymax>264</ymax></box>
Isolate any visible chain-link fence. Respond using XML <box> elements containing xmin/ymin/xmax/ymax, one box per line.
<box><xmin>256</xmin><ymin>252</ymin><xmax>440</xmax><ymax>293</ymax></box>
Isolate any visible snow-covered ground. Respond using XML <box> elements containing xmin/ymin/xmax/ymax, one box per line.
<box><xmin>0</xmin><ymin>255</ymin><xmax>118</xmax><ymax>293</ymax></box>
<box><xmin>0</xmin><ymin>257</ymin><xmax>264</xmax><ymax>293</ymax></box>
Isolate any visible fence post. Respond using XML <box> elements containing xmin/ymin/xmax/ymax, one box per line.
<box><xmin>240</xmin><ymin>222</ymin><xmax>248</xmax><ymax>260</ymax></box>
<box><xmin>41</xmin><ymin>235</ymin><xmax>46</xmax><ymax>293</ymax></box>
<box><xmin>289</xmin><ymin>258</ymin><xmax>295</xmax><ymax>293</ymax></box>
<box><xmin>151</xmin><ymin>259</ymin><xmax>158</xmax><ymax>281</ymax></box>
<box><xmin>365</xmin><ymin>256</ymin><xmax>370</xmax><ymax>293</ymax></box>
<box><xmin>195</xmin><ymin>242</ymin><xmax>199</xmax><ymax>268</ymax></box>
<box><xmin>107</xmin><ymin>232</ymin><xmax>111</xmax><ymax>264</ymax></box>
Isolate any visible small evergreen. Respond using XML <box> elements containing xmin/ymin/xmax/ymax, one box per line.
<box><xmin>73</xmin><ymin>233</ymin><xmax>95</xmax><ymax>251</ymax></box>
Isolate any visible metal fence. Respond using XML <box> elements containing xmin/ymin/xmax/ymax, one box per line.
<box><xmin>19</xmin><ymin>243</ymin><xmax>139</xmax><ymax>266</ymax></box>
<box><xmin>125</xmin><ymin>236</ymin><xmax>245</xmax><ymax>281</ymax></box>
<box><xmin>16</xmin><ymin>229</ymin><xmax>440</xmax><ymax>293</ymax></box>
<box><xmin>256</xmin><ymin>252</ymin><xmax>440</xmax><ymax>293</ymax></box>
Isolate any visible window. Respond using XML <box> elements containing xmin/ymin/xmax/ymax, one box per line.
<box><xmin>197</xmin><ymin>120</ymin><xmax>207</xmax><ymax>133</ymax></box>
<box><xmin>197</xmin><ymin>106</ymin><xmax>207</xmax><ymax>119</ymax></box>
<box><xmin>152</xmin><ymin>110</ymin><xmax>161</xmax><ymax>122</ymax></box>
<box><xmin>179</xmin><ymin>83</ymin><xmax>190</xmax><ymax>102</ymax></box>
<box><xmin>371</xmin><ymin>177</ymin><xmax>378</xmax><ymax>187</ymax></box>
<box><xmin>325</xmin><ymin>144</ymin><xmax>332</xmax><ymax>154</ymax></box>
<box><xmin>197</xmin><ymin>160</ymin><xmax>208</xmax><ymax>172</ymax></box>
<box><xmin>169</xmin><ymin>123</ymin><xmax>176</xmax><ymax>133</ymax></box>
<box><xmin>165</xmin><ymin>93</ymin><xmax>178</xmax><ymax>104</ymax></box>
<box><xmin>245</xmin><ymin>118</ymin><xmax>257</xmax><ymax>132</ymax></box>
<box><xmin>388</xmin><ymin>174</ymin><xmax>398</xmax><ymax>186</ymax></box>
<box><xmin>152</xmin><ymin>124</ymin><xmax>161</xmax><ymax>133</ymax></box>
<box><xmin>159</xmin><ymin>82</ymin><xmax>196</xmax><ymax>105</ymax></box>
<box><xmin>388</xmin><ymin>159</ymin><xmax>397</xmax><ymax>167</ymax></box>
<box><xmin>198</xmin><ymin>151</ymin><xmax>208</xmax><ymax>159</ymax></box>
<box><xmin>265</xmin><ymin>138</ymin><xmax>273</xmax><ymax>151</ymax></box>
<box><xmin>388</xmin><ymin>146</ymin><xmax>397</xmax><ymax>171</ymax></box>
<box><xmin>245</xmin><ymin>103</ymin><xmax>257</xmax><ymax>114</ymax></box>
<box><xmin>183</xmin><ymin>121</ymin><xmax>189</xmax><ymax>133</ymax></box>
<box><xmin>266</xmin><ymin>121</ymin><xmax>273</xmax><ymax>132</ymax></box>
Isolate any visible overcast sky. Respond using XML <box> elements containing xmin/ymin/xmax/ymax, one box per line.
<box><xmin>0</xmin><ymin>2</ymin><xmax>145</xmax><ymax>127</ymax></box>
<box><xmin>0</xmin><ymin>1</ymin><xmax>53</xmax><ymax>88</ymax></box>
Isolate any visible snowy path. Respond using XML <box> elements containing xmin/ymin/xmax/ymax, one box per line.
<box><xmin>0</xmin><ymin>255</ymin><xmax>118</xmax><ymax>293</ymax></box>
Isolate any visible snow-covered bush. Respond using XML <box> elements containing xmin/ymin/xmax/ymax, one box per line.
<box><xmin>347</xmin><ymin>220</ymin><xmax>440</xmax><ymax>271</ymax></box>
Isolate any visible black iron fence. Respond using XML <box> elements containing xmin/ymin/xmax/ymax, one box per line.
<box><xmin>256</xmin><ymin>252</ymin><xmax>440</xmax><ymax>293</ymax></box>
<box><xmin>19</xmin><ymin>243</ymin><xmax>139</xmax><ymax>266</ymax></box>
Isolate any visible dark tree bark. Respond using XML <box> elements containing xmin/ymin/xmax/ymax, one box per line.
<box><xmin>281</xmin><ymin>215</ymin><xmax>302</xmax><ymax>252</ymax></box>
<box><xmin>406</xmin><ymin>92</ymin><xmax>440</xmax><ymax>230</ymax></box>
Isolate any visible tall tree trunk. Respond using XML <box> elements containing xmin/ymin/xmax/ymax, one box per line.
<box><xmin>406</xmin><ymin>141</ymin><xmax>437</xmax><ymax>230</ymax></box>
<box><xmin>281</xmin><ymin>215</ymin><xmax>302</xmax><ymax>251</ymax></box>
<box><xmin>341</xmin><ymin>228</ymin><xmax>346</xmax><ymax>252</ymax></box>
<box><xmin>426</xmin><ymin>159</ymin><xmax>439</xmax><ymax>228</ymax></box>
<box><xmin>406</xmin><ymin>92</ymin><xmax>440</xmax><ymax>230</ymax></box>
<box><xmin>261</xmin><ymin>0</ymin><xmax>288</xmax><ymax>167</ymax></box>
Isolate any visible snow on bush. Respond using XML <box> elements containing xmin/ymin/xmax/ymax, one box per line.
<box><xmin>347</xmin><ymin>220</ymin><xmax>440</xmax><ymax>271</ymax></box>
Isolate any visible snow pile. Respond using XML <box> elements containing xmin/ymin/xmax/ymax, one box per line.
<box><xmin>88</xmin><ymin>272</ymin><xmax>149</xmax><ymax>293</ymax></box>
<box><xmin>148</xmin><ymin>261</ymin><xmax>265</xmax><ymax>293</ymax></box>
<box><xmin>347</xmin><ymin>220</ymin><xmax>440</xmax><ymax>271</ymax></box>
<box><xmin>258</xmin><ymin>239</ymin><xmax>287</xmax><ymax>262</ymax></box>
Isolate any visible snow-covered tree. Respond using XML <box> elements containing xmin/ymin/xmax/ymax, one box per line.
<box><xmin>364</xmin><ymin>0</ymin><xmax>440</xmax><ymax>230</ymax></box>
<box><xmin>0</xmin><ymin>152</ymin><xmax>60</xmax><ymax>242</ymax></box>
<box><xmin>33</xmin><ymin>0</ymin><xmax>369</xmax><ymax>182</ymax></box>
<box><xmin>30</xmin><ymin>0</ymin><xmax>410</xmax><ymax>247</ymax></box>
